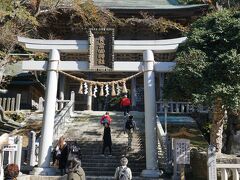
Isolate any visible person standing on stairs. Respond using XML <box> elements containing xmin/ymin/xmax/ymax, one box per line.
<box><xmin>120</xmin><ymin>95</ymin><xmax>131</xmax><ymax>116</ymax></box>
<box><xmin>102</xmin><ymin>123</ymin><xmax>112</xmax><ymax>156</ymax></box>
<box><xmin>100</xmin><ymin>112</ymin><xmax>112</xmax><ymax>125</ymax></box>
<box><xmin>114</xmin><ymin>157</ymin><xmax>132</xmax><ymax>180</ymax></box>
<box><xmin>125</xmin><ymin>115</ymin><xmax>136</xmax><ymax>150</ymax></box>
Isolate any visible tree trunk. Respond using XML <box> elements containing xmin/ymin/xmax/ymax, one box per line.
<box><xmin>210</xmin><ymin>98</ymin><xmax>225</xmax><ymax>153</ymax></box>
<box><xmin>223</xmin><ymin>110</ymin><xmax>236</xmax><ymax>154</ymax></box>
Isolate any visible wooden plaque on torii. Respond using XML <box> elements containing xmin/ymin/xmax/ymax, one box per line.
<box><xmin>88</xmin><ymin>28</ymin><xmax>114</xmax><ymax>71</ymax></box>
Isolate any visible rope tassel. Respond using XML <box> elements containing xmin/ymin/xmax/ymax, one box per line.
<box><xmin>111</xmin><ymin>82</ymin><xmax>116</xmax><ymax>96</ymax></box>
<box><xmin>84</xmin><ymin>82</ymin><xmax>88</xmax><ymax>94</ymax></box>
<box><xmin>116</xmin><ymin>83</ymin><xmax>121</xmax><ymax>95</ymax></box>
<box><xmin>105</xmin><ymin>84</ymin><xmax>109</xmax><ymax>97</ymax></box>
<box><xmin>93</xmin><ymin>85</ymin><xmax>98</xmax><ymax>98</ymax></box>
<box><xmin>122</xmin><ymin>81</ymin><xmax>128</xmax><ymax>93</ymax></box>
<box><xmin>78</xmin><ymin>82</ymin><xmax>83</xmax><ymax>94</ymax></box>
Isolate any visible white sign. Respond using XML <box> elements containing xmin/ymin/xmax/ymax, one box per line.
<box><xmin>174</xmin><ymin>138</ymin><xmax>190</xmax><ymax>164</ymax></box>
<box><xmin>3</xmin><ymin>144</ymin><xmax>17</xmax><ymax>151</ymax></box>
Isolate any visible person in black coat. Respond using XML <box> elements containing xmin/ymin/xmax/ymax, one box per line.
<box><xmin>58</xmin><ymin>136</ymin><xmax>69</xmax><ymax>175</ymax></box>
<box><xmin>102</xmin><ymin>123</ymin><xmax>112</xmax><ymax>156</ymax></box>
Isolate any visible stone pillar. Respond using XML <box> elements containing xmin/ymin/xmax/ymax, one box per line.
<box><xmin>15</xmin><ymin>136</ymin><xmax>23</xmax><ymax>169</ymax></box>
<box><xmin>159</xmin><ymin>73</ymin><xmax>165</xmax><ymax>100</ymax></box>
<box><xmin>16</xmin><ymin>94</ymin><xmax>21</xmax><ymax>111</ymax></box>
<box><xmin>131</xmin><ymin>77</ymin><xmax>137</xmax><ymax>108</ymax></box>
<box><xmin>70</xmin><ymin>91</ymin><xmax>75</xmax><ymax>116</ymax></box>
<box><xmin>59</xmin><ymin>74</ymin><xmax>65</xmax><ymax>109</ymax></box>
<box><xmin>27</xmin><ymin>131</ymin><xmax>36</xmax><ymax>166</ymax></box>
<box><xmin>34</xmin><ymin>49</ymin><xmax>60</xmax><ymax>175</ymax></box>
<box><xmin>141</xmin><ymin>50</ymin><xmax>160</xmax><ymax>178</ymax></box>
<box><xmin>207</xmin><ymin>145</ymin><xmax>217</xmax><ymax>180</ymax></box>
<box><xmin>87</xmin><ymin>93</ymin><xmax>92</xmax><ymax>111</ymax></box>
<box><xmin>87</xmin><ymin>74</ymin><xmax>92</xmax><ymax>111</ymax></box>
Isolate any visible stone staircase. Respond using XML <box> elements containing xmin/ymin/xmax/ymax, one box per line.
<box><xmin>64</xmin><ymin>111</ymin><xmax>146</xmax><ymax>179</ymax></box>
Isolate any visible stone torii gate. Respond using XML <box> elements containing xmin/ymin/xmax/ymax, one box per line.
<box><xmin>18</xmin><ymin>36</ymin><xmax>186</xmax><ymax>177</ymax></box>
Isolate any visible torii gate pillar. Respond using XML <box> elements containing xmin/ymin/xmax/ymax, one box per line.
<box><xmin>32</xmin><ymin>49</ymin><xmax>60</xmax><ymax>175</ymax></box>
<box><xmin>141</xmin><ymin>50</ymin><xmax>161</xmax><ymax>178</ymax></box>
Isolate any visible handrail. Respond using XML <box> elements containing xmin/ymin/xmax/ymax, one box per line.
<box><xmin>54</xmin><ymin>101</ymin><xmax>73</xmax><ymax>126</ymax></box>
<box><xmin>208</xmin><ymin>145</ymin><xmax>240</xmax><ymax>180</ymax></box>
<box><xmin>216</xmin><ymin>164</ymin><xmax>240</xmax><ymax>168</ymax></box>
<box><xmin>53</xmin><ymin>91</ymin><xmax>75</xmax><ymax>141</ymax></box>
<box><xmin>37</xmin><ymin>97</ymin><xmax>71</xmax><ymax>112</ymax></box>
<box><xmin>156</xmin><ymin>116</ymin><xmax>172</xmax><ymax>173</ymax></box>
<box><xmin>156</xmin><ymin>116</ymin><xmax>166</xmax><ymax>136</ymax></box>
<box><xmin>216</xmin><ymin>164</ymin><xmax>240</xmax><ymax>180</ymax></box>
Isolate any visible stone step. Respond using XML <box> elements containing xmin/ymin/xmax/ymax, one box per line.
<box><xmin>81</xmin><ymin>154</ymin><xmax>145</xmax><ymax>160</ymax></box>
<box><xmin>83</xmin><ymin>168</ymin><xmax>145</xmax><ymax>173</ymax></box>
<box><xmin>79</xmin><ymin>144</ymin><xmax>144</xmax><ymax>150</ymax></box>
<box><xmin>82</xmin><ymin>158</ymin><xmax>145</xmax><ymax>163</ymax></box>
<box><xmin>84</xmin><ymin>171</ymin><xmax>141</xmax><ymax>176</ymax></box>
<box><xmin>86</xmin><ymin>176</ymin><xmax>115</xmax><ymax>180</ymax></box>
<box><xmin>83</xmin><ymin>166</ymin><xmax>144</xmax><ymax>172</ymax></box>
<box><xmin>18</xmin><ymin>175</ymin><xmax>167</xmax><ymax>180</ymax></box>
<box><xmin>61</xmin><ymin>113</ymin><xmax>146</xmax><ymax>178</ymax></box>
<box><xmin>80</xmin><ymin>151</ymin><xmax>145</xmax><ymax>156</ymax></box>
<box><xmin>65</xmin><ymin>131</ymin><xmax>145</xmax><ymax>135</ymax></box>
<box><xmin>86</xmin><ymin>176</ymin><xmax>167</xmax><ymax>180</ymax></box>
<box><xmin>74</xmin><ymin>137</ymin><xmax>144</xmax><ymax>141</ymax></box>
<box><xmin>82</xmin><ymin>162</ymin><xmax>146</xmax><ymax>167</ymax></box>
<box><xmin>67</xmin><ymin>143</ymin><xmax>145</xmax><ymax>149</ymax></box>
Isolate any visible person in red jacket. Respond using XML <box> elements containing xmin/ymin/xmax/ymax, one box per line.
<box><xmin>100</xmin><ymin>112</ymin><xmax>112</xmax><ymax>125</ymax></box>
<box><xmin>120</xmin><ymin>95</ymin><xmax>131</xmax><ymax>116</ymax></box>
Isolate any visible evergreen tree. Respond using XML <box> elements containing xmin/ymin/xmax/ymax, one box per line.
<box><xmin>164</xmin><ymin>9</ymin><xmax>240</xmax><ymax>153</ymax></box>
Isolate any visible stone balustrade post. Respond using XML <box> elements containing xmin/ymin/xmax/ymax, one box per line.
<box><xmin>70</xmin><ymin>91</ymin><xmax>75</xmax><ymax>116</ymax></box>
<box><xmin>27</xmin><ymin>131</ymin><xmax>36</xmax><ymax>167</ymax></box>
<box><xmin>15</xmin><ymin>136</ymin><xmax>23</xmax><ymax>169</ymax></box>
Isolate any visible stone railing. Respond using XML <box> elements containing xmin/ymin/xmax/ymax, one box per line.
<box><xmin>156</xmin><ymin>116</ymin><xmax>172</xmax><ymax>173</ymax></box>
<box><xmin>0</xmin><ymin>94</ymin><xmax>21</xmax><ymax>112</ymax></box>
<box><xmin>156</xmin><ymin>101</ymin><xmax>208</xmax><ymax>114</ymax></box>
<box><xmin>208</xmin><ymin>145</ymin><xmax>240</xmax><ymax>180</ymax></box>
<box><xmin>216</xmin><ymin>164</ymin><xmax>239</xmax><ymax>180</ymax></box>
<box><xmin>37</xmin><ymin>97</ymin><xmax>71</xmax><ymax>112</ymax></box>
<box><xmin>53</xmin><ymin>91</ymin><xmax>75</xmax><ymax>141</ymax></box>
